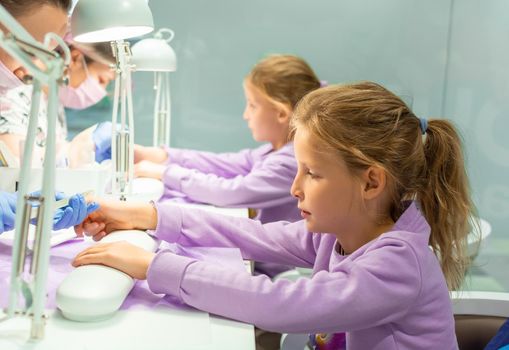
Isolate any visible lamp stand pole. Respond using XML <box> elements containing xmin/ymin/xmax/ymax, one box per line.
<box><xmin>110</xmin><ymin>40</ymin><xmax>135</xmax><ymax>201</ymax></box>
<box><xmin>0</xmin><ymin>5</ymin><xmax>69</xmax><ymax>340</ymax></box>
<box><xmin>153</xmin><ymin>71</ymin><xmax>171</xmax><ymax>147</ymax></box>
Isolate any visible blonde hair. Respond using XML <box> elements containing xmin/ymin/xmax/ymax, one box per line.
<box><xmin>246</xmin><ymin>54</ymin><xmax>321</xmax><ymax>110</ymax></box>
<box><xmin>291</xmin><ymin>81</ymin><xmax>477</xmax><ymax>290</ymax></box>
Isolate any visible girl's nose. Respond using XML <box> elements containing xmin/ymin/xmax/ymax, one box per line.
<box><xmin>290</xmin><ymin>178</ymin><xmax>303</xmax><ymax>200</ymax></box>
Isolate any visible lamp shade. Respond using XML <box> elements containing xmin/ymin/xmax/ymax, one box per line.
<box><xmin>131</xmin><ymin>29</ymin><xmax>176</xmax><ymax>72</ymax></box>
<box><xmin>71</xmin><ymin>0</ymin><xmax>154</xmax><ymax>43</ymax></box>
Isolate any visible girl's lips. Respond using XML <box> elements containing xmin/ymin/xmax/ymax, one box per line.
<box><xmin>300</xmin><ymin>210</ymin><xmax>311</xmax><ymax>219</ymax></box>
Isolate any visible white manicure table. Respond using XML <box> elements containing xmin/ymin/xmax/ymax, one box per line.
<box><xmin>0</xmin><ymin>178</ymin><xmax>254</xmax><ymax>350</ymax></box>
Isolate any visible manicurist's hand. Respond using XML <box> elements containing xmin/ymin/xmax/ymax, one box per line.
<box><xmin>52</xmin><ymin>193</ymin><xmax>99</xmax><ymax>230</ymax></box>
<box><xmin>72</xmin><ymin>241</ymin><xmax>155</xmax><ymax>279</ymax></box>
<box><xmin>92</xmin><ymin>122</ymin><xmax>113</xmax><ymax>163</ymax></box>
<box><xmin>0</xmin><ymin>191</ymin><xmax>17</xmax><ymax>233</ymax></box>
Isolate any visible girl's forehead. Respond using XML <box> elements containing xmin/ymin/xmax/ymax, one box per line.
<box><xmin>243</xmin><ymin>79</ymin><xmax>279</xmax><ymax>106</ymax></box>
<box><xmin>294</xmin><ymin>126</ymin><xmax>320</xmax><ymax>148</ymax></box>
<box><xmin>243</xmin><ymin>79</ymin><xmax>262</xmax><ymax>95</ymax></box>
<box><xmin>295</xmin><ymin>128</ymin><xmax>329</xmax><ymax>157</ymax></box>
<box><xmin>294</xmin><ymin>126</ymin><xmax>346</xmax><ymax>165</ymax></box>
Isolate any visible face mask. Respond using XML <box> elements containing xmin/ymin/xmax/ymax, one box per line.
<box><xmin>0</xmin><ymin>59</ymin><xmax>24</xmax><ymax>89</ymax></box>
<box><xmin>58</xmin><ymin>58</ymin><xmax>107</xmax><ymax>109</ymax></box>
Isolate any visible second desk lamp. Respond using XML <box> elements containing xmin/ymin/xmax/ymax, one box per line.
<box><xmin>71</xmin><ymin>0</ymin><xmax>154</xmax><ymax>200</ymax></box>
<box><xmin>131</xmin><ymin>28</ymin><xmax>177</xmax><ymax>147</ymax></box>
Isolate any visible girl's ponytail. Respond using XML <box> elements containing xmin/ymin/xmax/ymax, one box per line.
<box><xmin>419</xmin><ymin>119</ymin><xmax>478</xmax><ymax>290</ymax></box>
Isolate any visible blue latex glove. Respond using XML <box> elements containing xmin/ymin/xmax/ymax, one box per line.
<box><xmin>93</xmin><ymin>121</ymin><xmax>112</xmax><ymax>163</ymax></box>
<box><xmin>29</xmin><ymin>191</ymin><xmax>99</xmax><ymax>230</ymax></box>
<box><xmin>52</xmin><ymin>193</ymin><xmax>99</xmax><ymax>230</ymax></box>
<box><xmin>0</xmin><ymin>191</ymin><xmax>17</xmax><ymax>233</ymax></box>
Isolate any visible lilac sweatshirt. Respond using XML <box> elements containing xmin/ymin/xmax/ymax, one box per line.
<box><xmin>147</xmin><ymin>202</ymin><xmax>458</xmax><ymax>349</ymax></box>
<box><xmin>160</xmin><ymin>143</ymin><xmax>299</xmax><ymax>223</ymax></box>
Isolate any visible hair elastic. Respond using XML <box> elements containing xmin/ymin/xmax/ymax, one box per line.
<box><xmin>419</xmin><ymin>118</ymin><xmax>428</xmax><ymax>135</ymax></box>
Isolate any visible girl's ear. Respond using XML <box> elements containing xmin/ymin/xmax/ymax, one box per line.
<box><xmin>361</xmin><ymin>165</ymin><xmax>387</xmax><ymax>200</ymax></box>
<box><xmin>277</xmin><ymin>104</ymin><xmax>292</xmax><ymax>124</ymax></box>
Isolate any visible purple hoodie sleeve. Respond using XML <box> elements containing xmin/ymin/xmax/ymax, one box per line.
<box><xmin>153</xmin><ymin>201</ymin><xmax>316</xmax><ymax>266</ymax></box>
<box><xmin>146</xmin><ymin>228</ymin><xmax>422</xmax><ymax>334</ymax></box>
<box><xmin>163</xmin><ymin>145</ymin><xmax>257</xmax><ymax>178</ymax></box>
<box><xmin>161</xmin><ymin>146</ymin><xmax>296</xmax><ymax>208</ymax></box>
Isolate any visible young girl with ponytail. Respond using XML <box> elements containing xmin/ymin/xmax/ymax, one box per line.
<box><xmin>75</xmin><ymin>81</ymin><xmax>476</xmax><ymax>350</ymax></box>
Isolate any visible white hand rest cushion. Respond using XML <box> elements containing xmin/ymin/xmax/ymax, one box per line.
<box><xmin>130</xmin><ymin>177</ymin><xmax>165</xmax><ymax>202</ymax></box>
<box><xmin>56</xmin><ymin>230</ymin><xmax>159</xmax><ymax>322</ymax></box>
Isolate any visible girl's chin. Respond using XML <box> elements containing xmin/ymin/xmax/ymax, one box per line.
<box><xmin>251</xmin><ymin>134</ymin><xmax>263</xmax><ymax>142</ymax></box>
<box><xmin>305</xmin><ymin>220</ymin><xmax>315</xmax><ymax>232</ymax></box>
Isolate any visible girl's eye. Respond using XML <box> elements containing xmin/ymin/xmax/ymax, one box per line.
<box><xmin>306</xmin><ymin>170</ymin><xmax>319</xmax><ymax>179</ymax></box>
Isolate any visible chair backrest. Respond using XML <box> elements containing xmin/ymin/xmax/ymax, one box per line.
<box><xmin>452</xmin><ymin>291</ymin><xmax>509</xmax><ymax>350</ymax></box>
<box><xmin>451</xmin><ymin>291</ymin><xmax>509</xmax><ymax>318</ymax></box>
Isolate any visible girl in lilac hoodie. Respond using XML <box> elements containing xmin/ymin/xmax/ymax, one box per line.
<box><xmin>74</xmin><ymin>82</ymin><xmax>475</xmax><ymax>350</ymax></box>
<box><xmin>132</xmin><ymin>55</ymin><xmax>321</xmax><ymax>225</ymax></box>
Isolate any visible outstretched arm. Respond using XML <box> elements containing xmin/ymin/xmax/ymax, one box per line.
<box><xmin>76</xmin><ymin>199</ymin><xmax>316</xmax><ymax>267</ymax></box>
<box><xmin>73</xmin><ymin>236</ymin><xmax>423</xmax><ymax>335</ymax></box>
<box><xmin>160</xmin><ymin>158</ymin><xmax>296</xmax><ymax>208</ymax></box>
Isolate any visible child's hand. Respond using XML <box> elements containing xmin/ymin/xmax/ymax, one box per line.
<box><xmin>134</xmin><ymin>144</ymin><xmax>168</xmax><ymax>164</ymax></box>
<box><xmin>74</xmin><ymin>198</ymin><xmax>135</xmax><ymax>241</ymax></box>
<box><xmin>74</xmin><ymin>199</ymin><xmax>158</xmax><ymax>241</ymax></box>
<box><xmin>72</xmin><ymin>241</ymin><xmax>155</xmax><ymax>280</ymax></box>
<box><xmin>134</xmin><ymin>160</ymin><xmax>166</xmax><ymax>179</ymax></box>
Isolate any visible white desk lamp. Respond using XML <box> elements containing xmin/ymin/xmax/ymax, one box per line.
<box><xmin>131</xmin><ymin>28</ymin><xmax>177</xmax><ymax>147</ymax></box>
<box><xmin>71</xmin><ymin>0</ymin><xmax>154</xmax><ymax>200</ymax></box>
<box><xmin>0</xmin><ymin>5</ymin><xmax>70</xmax><ymax>340</ymax></box>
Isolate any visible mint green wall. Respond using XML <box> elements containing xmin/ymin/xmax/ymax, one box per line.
<box><xmin>131</xmin><ymin>0</ymin><xmax>451</xmax><ymax>153</ymax></box>
<box><xmin>67</xmin><ymin>0</ymin><xmax>508</xmax><ymax>244</ymax></box>
<box><xmin>443</xmin><ymin>0</ymin><xmax>509</xmax><ymax>238</ymax></box>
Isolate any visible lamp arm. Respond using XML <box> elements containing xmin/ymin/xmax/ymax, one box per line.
<box><xmin>0</xmin><ymin>35</ymin><xmax>69</xmax><ymax>86</ymax></box>
<box><xmin>44</xmin><ymin>33</ymin><xmax>70</xmax><ymax>66</ymax></box>
<box><xmin>164</xmin><ymin>72</ymin><xmax>171</xmax><ymax>146</ymax></box>
<box><xmin>153</xmin><ymin>72</ymin><xmax>162</xmax><ymax>146</ymax></box>
<box><xmin>154</xmin><ymin>28</ymin><xmax>175</xmax><ymax>43</ymax></box>
<box><xmin>0</xmin><ymin>6</ymin><xmax>70</xmax><ymax>83</ymax></box>
<box><xmin>7</xmin><ymin>82</ymin><xmax>42</xmax><ymax>317</ymax></box>
<box><xmin>110</xmin><ymin>40</ymin><xmax>136</xmax><ymax>200</ymax></box>
<box><xmin>29</xmin><ymin>78</ymin><xmax>59</xmax><ymax>339</ymax></box>
<box><xmin>0</xmin><ymin>4</ymin><xmax>68</xmax><ymax>340</ymax></box>
<box><xmin>126</xmin><ymin>65</ymin><xmax>135</xmax><ymax>195</ymax></box>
